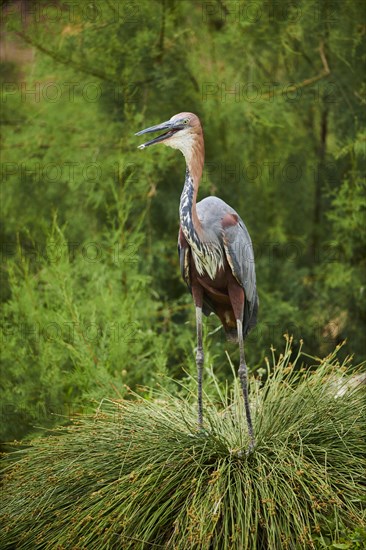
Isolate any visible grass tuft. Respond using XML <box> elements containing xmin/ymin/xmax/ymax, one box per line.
<box><xmin>1</xmin><ymin>341</ymin><xmax>365</xmax><ymax>549</ymax></box>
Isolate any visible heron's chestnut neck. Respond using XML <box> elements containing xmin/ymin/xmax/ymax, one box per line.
<box><xmin>180</xmin><ymin>131</ymin><xmax>204</xmax><ymax>235</ymax></box>
<box><xmin>179</xmin><ymin>131</ymin><xmax>205</xmax><ymax>190</ymax></box>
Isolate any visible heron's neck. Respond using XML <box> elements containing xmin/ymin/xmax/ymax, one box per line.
<box><xmin>179</xmin><ymin>139</ymin><xmax>204</xmax><ymax>244</ymax></box>
<box><xmin>179</xmin><ymin>171</ymin><xmax>203</xmax><ymax>249</ymax></box>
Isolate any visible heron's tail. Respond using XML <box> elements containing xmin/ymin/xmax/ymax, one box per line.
<box><xmin>203</xmin><ymin>293</ymin><xmax>258</xmax><ymax>342</ymax></box>
<box><xmin>243</xmin><ymin>294</ymin><xmax>259</xmax><ymax>339</ymax></box>
<box><xmin>224</xmin><ymin>294</ymin><xmax>259</xmax><ymax>342</ymax></box>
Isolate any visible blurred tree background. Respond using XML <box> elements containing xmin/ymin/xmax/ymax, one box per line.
<box><xmin>1</xmin><ymin>0</ymin><xmax>365</xmax><ymax>443</ymax></box>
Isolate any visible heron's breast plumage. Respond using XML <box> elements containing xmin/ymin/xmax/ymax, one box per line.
<box><xmin>180</xmin><ymin>181</ymin><xmax>226</xmax><ymax>279</ymax></box>
<box><xmin>190</xmin><ymin>242</ymin><xmax>224</xmax><ymax>280</ymax></box>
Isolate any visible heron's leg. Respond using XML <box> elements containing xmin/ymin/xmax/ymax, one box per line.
<box><xmin>237</xmin><ymin>319</ymin><xmax>255</xmax><ymax>451</ymax></box>
<box><xmin>195</xmin><ymin>306</ymin><xmax>204</xmax><ymax>428</ymax></box>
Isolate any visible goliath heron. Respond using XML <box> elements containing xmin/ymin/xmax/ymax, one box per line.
<box><xmin>136</xmin><ymin>112</ymin><xmax>258</xmax><ymax>450</ymax></box>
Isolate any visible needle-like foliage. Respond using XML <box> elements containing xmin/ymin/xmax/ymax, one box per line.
<box><xmin>1</xmin><ymin>341</ymin><xmax>365</xmax><ymax>549</ymax></box>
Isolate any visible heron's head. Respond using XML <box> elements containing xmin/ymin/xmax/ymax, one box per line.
<box><xmin>135</xmin><ymin>112</ymin><xmax>203</xmax><ymax>164</ymax></box>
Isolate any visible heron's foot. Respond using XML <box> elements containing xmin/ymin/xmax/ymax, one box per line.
<box><xmin>189</xmin><ymin>426</ymin><xmax>210</xmax><ymax>439</ymax></box>
<box><xmin>236</xmin><ymin>440</ymin><xmax>256</xmax><ymax>458</ymax></box>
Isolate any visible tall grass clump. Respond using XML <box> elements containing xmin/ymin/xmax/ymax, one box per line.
<box><xmin>1</xmin><ymin>340</ymin><xmax>365</xmax><ymax>549</ymax></box>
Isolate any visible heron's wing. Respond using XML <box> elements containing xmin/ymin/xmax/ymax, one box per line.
<box><xmin>222</xmin><ymin>214</ymin><xmax>258</xmax><ymax>335</ymax></box>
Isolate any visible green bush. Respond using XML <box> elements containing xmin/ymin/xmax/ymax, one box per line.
<box><xmin>1</xmin><ymin>0</ymin><xmax>365</xmax><ymax>443</ymax></box>
<box><xmin>2</xmin><ymin>341</ymin><xmax>365</xmax><ymax>549</ymax></box>
<box><xmin>0</xmin><ymin>214</ymin><xmax>171</xmax><ymax>442</ymax></box>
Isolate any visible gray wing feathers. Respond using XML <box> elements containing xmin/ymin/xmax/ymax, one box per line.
<box><xmin>223</xmin><ymin>220</ymin><xmax>256</xmax><ymax>300</ymax></box>
<box><xmin>223</xmin><ymin>219</ymin><xmax>258</xmax><ymax>336</ymax></box>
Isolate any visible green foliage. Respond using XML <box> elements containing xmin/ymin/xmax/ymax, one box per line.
<box><xmin>1</xmin><ymin>342</ymin><xmax>365</xmax><ymax>549</ymax></box>
<box><xmin>0</xmin><ymin>212</ymin><xmax>170</xmax><ymax>442</ymax></box>
<box><xmin>1</xmin><ymin>0</ymin><xmax>365</xmax><ymax>442</ymax></box>
<box><xmin>314</xmin><ymin>175</ymin><xmax>366</xmax><ymax>360</ymax></box>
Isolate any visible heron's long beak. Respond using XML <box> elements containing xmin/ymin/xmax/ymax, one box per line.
<box><xmin>135</xmin><ymin>120</ymin><xmax>180</xmax><ymax>149</ymax></box>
